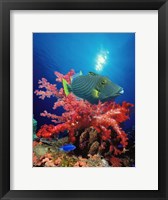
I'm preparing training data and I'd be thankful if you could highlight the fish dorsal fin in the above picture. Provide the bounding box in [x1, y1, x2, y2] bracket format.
[88, 72, 98, 76]
[71, 71, 83, 82]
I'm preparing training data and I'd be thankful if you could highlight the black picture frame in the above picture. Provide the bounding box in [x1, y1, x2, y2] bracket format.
[0, 0, 167, 199]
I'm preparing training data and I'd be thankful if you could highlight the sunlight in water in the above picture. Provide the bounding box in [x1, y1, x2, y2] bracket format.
[95, 50, 109, 71]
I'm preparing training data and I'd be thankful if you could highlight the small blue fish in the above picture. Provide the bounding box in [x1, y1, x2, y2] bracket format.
[59, 144, 76, 152]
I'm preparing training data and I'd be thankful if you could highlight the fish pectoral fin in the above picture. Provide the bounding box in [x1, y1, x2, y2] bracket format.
[62, 79, 71, 96]
[92, 89, 100, 98]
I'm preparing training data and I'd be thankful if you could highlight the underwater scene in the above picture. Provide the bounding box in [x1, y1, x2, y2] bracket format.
[33, 33, 135, 167]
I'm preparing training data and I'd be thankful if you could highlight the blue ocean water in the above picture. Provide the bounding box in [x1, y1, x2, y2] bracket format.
[33, 33, 135, 130]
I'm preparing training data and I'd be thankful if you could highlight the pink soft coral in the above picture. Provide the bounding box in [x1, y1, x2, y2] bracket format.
[35, 70, 134, 153]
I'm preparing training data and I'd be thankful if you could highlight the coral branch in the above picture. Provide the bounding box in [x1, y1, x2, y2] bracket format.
[54, 69, 75, 84]
[34, 78, 64, 100]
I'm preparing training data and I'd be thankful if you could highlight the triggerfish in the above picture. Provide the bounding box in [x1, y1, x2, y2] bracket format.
[62, 71, 124, 104]
[59, 144, 76, 152]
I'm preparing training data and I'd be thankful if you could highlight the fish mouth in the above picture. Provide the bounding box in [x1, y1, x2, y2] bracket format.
[101, 88, 124, 102]
[113, 88, 124, 97]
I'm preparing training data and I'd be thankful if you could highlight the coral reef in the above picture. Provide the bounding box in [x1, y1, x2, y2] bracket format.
[34, 70, 134, 167]
[33, 138, 134, 167]
[33, 140, 110, 167]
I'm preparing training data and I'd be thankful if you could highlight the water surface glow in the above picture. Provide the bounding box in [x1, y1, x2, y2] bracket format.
[95, 50, 109, 72]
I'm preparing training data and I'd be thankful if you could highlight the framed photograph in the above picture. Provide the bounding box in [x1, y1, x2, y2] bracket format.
[0, 0, 167, 199]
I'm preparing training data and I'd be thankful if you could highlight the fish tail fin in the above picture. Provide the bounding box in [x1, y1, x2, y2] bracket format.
[59, 147, 63, 151]
[62, 79, 72, 96]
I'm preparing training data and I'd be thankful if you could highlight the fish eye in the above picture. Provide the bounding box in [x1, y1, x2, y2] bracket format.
[101, 80, 106, 85]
